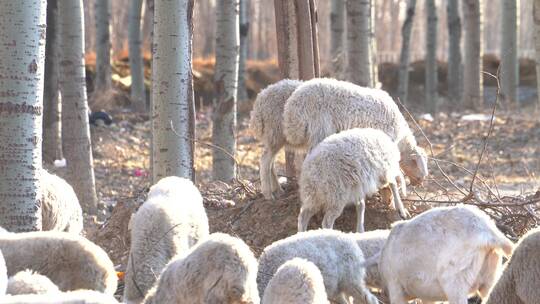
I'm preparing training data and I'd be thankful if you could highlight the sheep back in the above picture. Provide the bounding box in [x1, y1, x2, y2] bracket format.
[6, 270, 60, 295]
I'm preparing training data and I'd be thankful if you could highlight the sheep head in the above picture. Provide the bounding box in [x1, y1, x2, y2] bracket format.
[400, 146, 428, 186]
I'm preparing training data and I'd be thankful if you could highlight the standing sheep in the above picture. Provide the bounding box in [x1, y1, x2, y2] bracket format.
[484, 227, 540, 304]
[262, 258, 329, 304]
[257, 229, 378, 304]
[283, 78, 428, 186]
[0, 290, 119, 304]
[249, 79, 303, 200]
[379, 205, 514, 303]
[124, 176, 209, 304]
[298, 128, 408, 233]
[142, 233, 260, 304]
[0, 230, 117, 294]
[6, 270, 60, 295]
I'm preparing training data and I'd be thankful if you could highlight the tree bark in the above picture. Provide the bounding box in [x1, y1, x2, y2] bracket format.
[462, 0, 483, 109]
[500, 0, 519, 105]
[212, 0, 239, 182]
[425, 0, 438, 113]
[330, 0, 346, 70]
[238, 0, 249, 107]
[447, 0, 462, 105]
[43, 0, 63, 163]
[58, 0, 98, 214]
[346, 0, 374, 87]
[397, 0, 416, 104]
[535, 0, 540, 105]
[0, 1, 46, 231]
[129, 0, 147, 112]
[94, 0, 112, 91]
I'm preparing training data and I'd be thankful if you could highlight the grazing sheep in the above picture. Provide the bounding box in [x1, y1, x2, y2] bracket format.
[6, 270, 60, 295]
[379, 205, 514, 303]
[249, 79, 303, 200]
[257, 229, 378, 304]
[0, 250, 7, 296]
[0, 290, 119, 303]
[298, 128, 408, 233]
[262, 258, 329, 304]
[41, 169, 83, 234]
[282, 77, 428, 185]
[0, 231, 117, 294]
[351, 229, 390, 289]
[124, 176, 209, 304]
[484, 227, 540, 304]
[142, 233, 260, 304]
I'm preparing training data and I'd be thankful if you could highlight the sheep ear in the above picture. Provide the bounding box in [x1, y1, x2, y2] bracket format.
[415, 152, 429, 177]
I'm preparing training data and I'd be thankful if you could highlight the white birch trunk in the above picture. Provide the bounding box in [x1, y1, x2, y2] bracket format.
[447, 0, 462, 105]
[238, 0, 249, 106]
[58, 0, 98, 214]
[462, 0, 483, 109]
[129, 0, 147, 112]
[500, 0, 520, 105]
[535, 0, 540, 105]
[152, 0, 195, 182]
[0, 1, 46, 231]
[212, 0, 239, 181]
[397, 0, 416, 104]
[425, 0, 438, 113]
[346, 0, 374, 87]
[94, 0, 112, 91]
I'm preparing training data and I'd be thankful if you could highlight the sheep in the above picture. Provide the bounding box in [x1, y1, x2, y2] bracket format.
[379, 205, 514, 304]
[124, 176, 209, 304]
[6, 270, 60, 295]
[257, 229, 379, 304]
[0, 250, 7, 296]
[0, 290, 119, 303]
[282, 77, 428, 186]
[483, 227, 540, 304]
[351, 229, 390, 290]
[0, 230, 117, 294]
[41, 169, 83, 234]
[262, 258, 329, 304]
[298, 128, 408, 233]
[142, 233, 260, 304]
[249, 79, 303, 200]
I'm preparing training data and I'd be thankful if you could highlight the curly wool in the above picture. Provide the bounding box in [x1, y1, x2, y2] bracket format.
[6, 270, 60, 295]
[380, 205, 514, 303]
[124, 176, 209, 304]
[298, 128, 408, 233]
[257, 229, 378, 304]
[143, 233, 260, 304]
[484, 227, 540, 304]
[262, 258, 328, 304]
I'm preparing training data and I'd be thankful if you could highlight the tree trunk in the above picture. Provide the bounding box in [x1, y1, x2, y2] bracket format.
[330, 0, 346, 71]
[152, 0, 196, 182]
[535, 0, 540, 105]
[43, 0, 63, 163]
[202, 0, 215, 57]
[425, 0, 438, 113]
[462, 0, 483, 109]
[129, 0, 147, 112]
[0, 1, 46, 231]
[500, 0, 519, 105]
[238, 0, 249, 108]
[58, 0, 98, 214]
[94, 0, 112, 91]
[142, 0, 154, 52]
[212, 0, 239, 182]
[346, 0, 374, 87]
[397, 0, 416, 104]
[447, 0, 462, 105]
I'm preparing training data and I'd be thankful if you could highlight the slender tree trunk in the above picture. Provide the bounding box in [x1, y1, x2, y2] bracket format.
[397, 0, 417, 104]
[202, 0, 215, 57]
[500, 0, 519, 105]
[369, 0, 378, 86]
[212, 0, 239, 181]
[58, 0, 98, 214]
[330, 0, 346, 69]
[535, 0, 540, 105]
[425, 0, 438, 113]
[142, 0, 154, 52]
[43, 0, 63, 163]
[462, 0, 483, 109]
[0, 1, 46, 231]
[238, 0, 249, 107]
[346, 0, 374, 87]
[94, 0, 112, 91]
[129, 0, 147, 112]
[152, 0, 195, 182]
[447, 0, 462, 105]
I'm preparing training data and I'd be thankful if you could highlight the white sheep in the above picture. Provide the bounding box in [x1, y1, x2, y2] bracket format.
[262, 258, 329, 304]
[257, 229, 379, 304]
[142, 233, 260, 304]
[298, 128, 408, 233]
[0, 290, 119, 303]
[124, 176, 209, 304]
[351, 229, 390, 290]
[249, 79, 303, 200]
[0, 250, 7, 296]
[41, 169, 83, 234]
[484, 227, 540, 304]
[0, 230, 117, 294]
[379, 205, 514, 303]
[282, 77, 428, 186]
[6, 270, 60, 295]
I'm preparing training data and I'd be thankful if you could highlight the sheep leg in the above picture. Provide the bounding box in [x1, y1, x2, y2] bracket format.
[477, 250, 502, 298]
[355, 199, 366, 233]
[385, 281, 409, 304]
[297, 207, 316, 232]
[330, 293, 350, 304]
[321, 207, 344, 230]
[260, 147, 279, 200]
[349, 284, 379, 304]
[270, 160, 283, 197]
[390, 182, 410, 219]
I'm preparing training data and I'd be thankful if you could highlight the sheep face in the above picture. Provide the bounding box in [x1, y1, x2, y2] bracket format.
[400, 146, 428, 185]
[205, 264, 259, 304]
